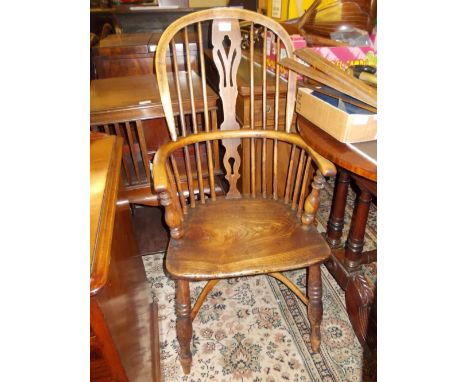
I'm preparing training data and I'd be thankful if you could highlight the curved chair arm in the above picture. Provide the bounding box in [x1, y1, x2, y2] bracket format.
[153, 129, 336, 194]
[152, 130, 336, 238]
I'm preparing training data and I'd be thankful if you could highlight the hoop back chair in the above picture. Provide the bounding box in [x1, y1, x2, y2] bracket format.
[153, 8, 336, 374]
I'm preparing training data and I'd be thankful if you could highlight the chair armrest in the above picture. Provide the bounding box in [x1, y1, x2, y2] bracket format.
[152, 129, 336, 184]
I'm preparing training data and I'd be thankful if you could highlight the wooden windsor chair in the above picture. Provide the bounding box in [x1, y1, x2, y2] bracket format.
[152, 8, 337, 374]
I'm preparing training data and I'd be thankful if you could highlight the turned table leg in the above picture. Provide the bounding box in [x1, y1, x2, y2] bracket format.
[344, 188, 372, 271]
[326, 169, 351, 249]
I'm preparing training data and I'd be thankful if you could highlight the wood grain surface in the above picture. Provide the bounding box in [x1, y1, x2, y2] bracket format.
[297, 115, 377, 182]
[166, 198, 330, 279]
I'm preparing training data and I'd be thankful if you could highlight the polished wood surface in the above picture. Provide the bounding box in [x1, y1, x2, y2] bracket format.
[297, 114, 377, 351]
[90, 134, 161, 382]
[167, 198, 330, 279]
[302, 0, 376, 36]
[297, 115, 377, 182]
[153, 9, 336, 374]
[90, 72, 217, 124]
[90, 134, 123, 291]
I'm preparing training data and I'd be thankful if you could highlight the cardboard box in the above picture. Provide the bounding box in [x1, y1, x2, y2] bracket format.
[296, 87, 377, 143]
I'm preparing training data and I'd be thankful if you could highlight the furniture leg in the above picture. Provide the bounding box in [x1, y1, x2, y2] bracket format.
[175, 280, 192, 375]
[307, 264, 323, 352]
[326, 168, 351, 249]
[345, 273, 376, 348]
[344, 188, 372, 270]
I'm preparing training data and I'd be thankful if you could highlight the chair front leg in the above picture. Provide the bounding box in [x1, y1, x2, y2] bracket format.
[308, 264, 323, 352]
[176, 280, 193, 375]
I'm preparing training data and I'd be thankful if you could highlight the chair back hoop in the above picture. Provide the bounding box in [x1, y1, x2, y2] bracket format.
[153, 7, 335, 209]
[154, 7, 298, 142]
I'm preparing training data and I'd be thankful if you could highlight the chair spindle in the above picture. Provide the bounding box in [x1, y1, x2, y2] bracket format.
[250, 22, 256, 197]
[171, 39, 196, 207]
[292, 149, 306, 210]
[184, 27, 206, 203]
[284, 144, 297, 203]
[198, 22, 217, 201]
[135, 120, 151, 181]
[125, 121, 141, 183]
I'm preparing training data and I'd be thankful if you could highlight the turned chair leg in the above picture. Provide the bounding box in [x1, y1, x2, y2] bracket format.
[307, 264, 323, 352]
[175, 280, 192, 375]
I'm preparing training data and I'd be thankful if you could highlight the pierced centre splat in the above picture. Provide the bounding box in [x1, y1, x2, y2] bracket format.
[212, 19, 242, 198]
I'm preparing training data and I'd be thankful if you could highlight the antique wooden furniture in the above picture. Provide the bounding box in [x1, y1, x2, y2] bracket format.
[90, 72, 222, 206]
[297, 114, 377, 348]
[152, 8, 336, 374]
[91, 5, 200, 35]
[92, 31, 198, 79]
[90, 133, 161, 382]
[281, 0, 377, 46]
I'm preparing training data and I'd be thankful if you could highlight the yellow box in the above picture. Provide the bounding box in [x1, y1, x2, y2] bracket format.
[296, 87, 377, 143]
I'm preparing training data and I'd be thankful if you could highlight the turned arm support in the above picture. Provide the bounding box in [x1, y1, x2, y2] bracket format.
[152, 155, 184, 239]
[302, 169, 325, 226]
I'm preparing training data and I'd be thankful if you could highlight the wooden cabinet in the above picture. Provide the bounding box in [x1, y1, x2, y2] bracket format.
[90, 134, 161, 382]
[92, 31, 199, 79]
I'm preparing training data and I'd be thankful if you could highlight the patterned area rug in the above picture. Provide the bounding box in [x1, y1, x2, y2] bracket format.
[143, 178, 377, 382]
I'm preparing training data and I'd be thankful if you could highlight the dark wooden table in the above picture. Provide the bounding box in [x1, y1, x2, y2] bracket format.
[90, 133, 161, 381]
[297, 114, 377, 348]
